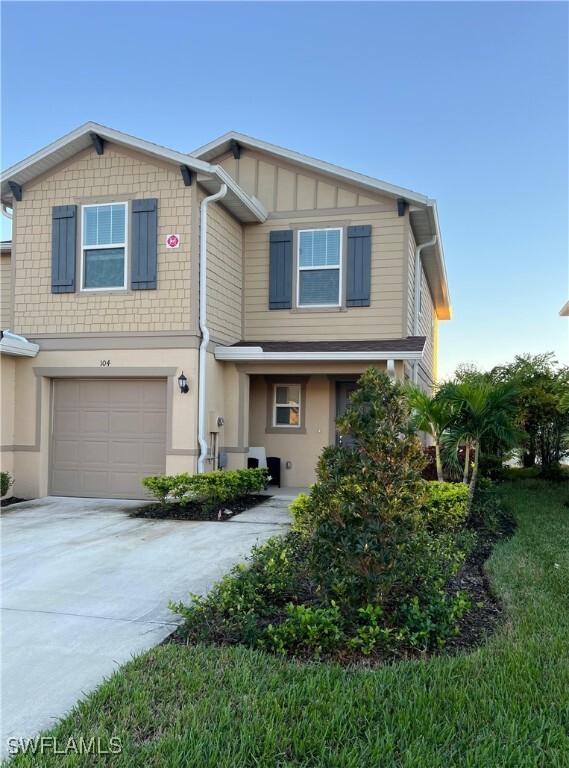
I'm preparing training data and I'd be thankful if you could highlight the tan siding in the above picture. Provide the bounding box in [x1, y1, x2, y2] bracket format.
[418, 267, 435, 392]
[217, 149, 393, 215]
[206, 197, 243, 344]
[243, 209, 405, 341]
[1, 253, 12, 328]
[12, 145, 192, 336]
[407, 225, 417, 335]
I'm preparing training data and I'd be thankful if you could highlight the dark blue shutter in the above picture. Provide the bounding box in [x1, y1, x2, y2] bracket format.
[269, 230, 293, 309]
[346, 225, 371, 307]
[131, 198, 158, 290]
[51, 205, 77, 293]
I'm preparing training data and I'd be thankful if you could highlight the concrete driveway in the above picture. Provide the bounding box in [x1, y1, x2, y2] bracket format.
[1, 495, 291, 756]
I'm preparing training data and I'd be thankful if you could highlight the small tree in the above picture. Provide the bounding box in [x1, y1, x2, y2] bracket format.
[406, 386, 456, 482]
[305, 367, 427, 609]
[440, 381, 522, 511]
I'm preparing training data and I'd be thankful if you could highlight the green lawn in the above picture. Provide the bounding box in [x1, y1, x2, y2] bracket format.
[7, 481, 569, 767]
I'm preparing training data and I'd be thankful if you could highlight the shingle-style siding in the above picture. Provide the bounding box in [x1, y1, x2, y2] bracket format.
[206, 197, 243, 344]
[1, 253, 11, 328]
[12, 145, 192, 336]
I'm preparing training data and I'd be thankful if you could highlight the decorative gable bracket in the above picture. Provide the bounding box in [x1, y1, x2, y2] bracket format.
[8, 181, 22, 201]
[230, 139, 241, 160]
[90, 133, 105, 155]
[180, 165, 193, 186]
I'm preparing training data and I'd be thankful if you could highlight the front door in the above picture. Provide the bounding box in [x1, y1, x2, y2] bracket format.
[335, 381, 359, 447]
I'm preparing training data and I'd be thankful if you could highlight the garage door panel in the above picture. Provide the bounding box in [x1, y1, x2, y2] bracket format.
[53, 470, 80, 495]
[81, 382, 110, 405]
[83, 471, 109, 495]
[143, 412, 167, 436]
[53, 440, 80, 464]
[82, 411, 110, 435]
[54, 381, 80, 406]
[52, 379, 167, 500]
[110, 472, 145, 497]
[54, 411, 80, 434]
[111, 411, 142, 434]
[83, 441, 109, 464]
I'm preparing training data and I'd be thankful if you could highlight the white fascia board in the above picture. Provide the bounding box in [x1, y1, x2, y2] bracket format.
[214, 346, 424, 362]
[0, 337, 39, 357]
[191, 131, 430, 207]
[1, 123, 266, 223]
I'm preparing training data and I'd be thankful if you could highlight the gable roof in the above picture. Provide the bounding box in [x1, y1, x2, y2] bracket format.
[0, 123, 268, 224]
[191, 131, 451, 320]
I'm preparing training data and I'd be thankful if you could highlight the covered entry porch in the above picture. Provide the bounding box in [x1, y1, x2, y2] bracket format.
[216, 339, 426, 488]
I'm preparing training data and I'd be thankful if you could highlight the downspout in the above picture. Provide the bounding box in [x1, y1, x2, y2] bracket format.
[198, 183, 227, 473]
[412, 234, 437, 384]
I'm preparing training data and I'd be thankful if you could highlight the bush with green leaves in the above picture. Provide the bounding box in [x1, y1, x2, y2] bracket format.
[264, 601, 345, 657]
[142, 468, 268, 511]
[1, 472, 13, 498]
[419, 480, 470, 533]
[469, 477, 504, 533]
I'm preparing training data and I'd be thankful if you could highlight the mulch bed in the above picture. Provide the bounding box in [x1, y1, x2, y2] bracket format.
[130, 494, 271, 522]
[1, 497, 28, 509]
[443, 513, 517, 655]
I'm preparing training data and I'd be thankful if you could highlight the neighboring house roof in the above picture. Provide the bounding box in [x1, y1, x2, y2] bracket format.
[215, 337, 426, 362]
[191, 131, 451, 320]
[560, 301, 569, 316]
[0, 331, 39, 357]
[0, 123, 268, 224]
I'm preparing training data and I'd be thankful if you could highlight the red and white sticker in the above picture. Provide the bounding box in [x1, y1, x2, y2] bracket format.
[166, 234, 180, 249]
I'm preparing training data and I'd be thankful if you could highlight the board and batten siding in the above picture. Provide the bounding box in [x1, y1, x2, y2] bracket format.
[1, 253, 11, 329]
[407, 223, 436, 392]
[205, 197, 243, 344]
[12, 145, 192, 336]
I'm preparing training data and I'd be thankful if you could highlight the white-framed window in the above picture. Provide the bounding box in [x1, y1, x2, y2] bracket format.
[273, 384, 301, 428]
[297, 227, 342, 307]
[81, 203, 128, 290]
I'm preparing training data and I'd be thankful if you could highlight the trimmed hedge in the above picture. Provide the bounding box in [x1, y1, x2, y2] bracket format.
[142, 468, 268, 512]
[1, 471, 13, 498]
[419, 480, 470, 533]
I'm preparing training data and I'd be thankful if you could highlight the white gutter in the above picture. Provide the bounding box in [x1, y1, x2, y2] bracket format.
[413, 235, 437, 384]
[0, 331, 39, 357]
[198, 184, 228, 473]
[214, 346, 424, 362]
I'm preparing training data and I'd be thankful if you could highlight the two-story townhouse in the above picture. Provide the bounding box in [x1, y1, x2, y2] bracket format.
[0, 123, 450, 499]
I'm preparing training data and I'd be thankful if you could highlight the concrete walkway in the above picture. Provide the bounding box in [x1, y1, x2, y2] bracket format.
[0, 494, 292, 758]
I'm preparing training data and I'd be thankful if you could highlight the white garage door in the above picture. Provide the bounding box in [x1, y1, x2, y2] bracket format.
[51, 379, 167, 499]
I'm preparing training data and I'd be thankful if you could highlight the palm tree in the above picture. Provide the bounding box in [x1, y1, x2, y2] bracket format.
[406, 387, 456, 482]
[440, 381, 523, 511]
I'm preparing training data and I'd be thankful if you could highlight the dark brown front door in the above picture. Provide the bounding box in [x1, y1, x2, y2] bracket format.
[335, 380, 359, 447]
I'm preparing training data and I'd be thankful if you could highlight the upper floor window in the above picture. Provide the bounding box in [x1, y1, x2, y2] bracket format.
[297, 228, 342, 307]
[81, 203, 127, 290]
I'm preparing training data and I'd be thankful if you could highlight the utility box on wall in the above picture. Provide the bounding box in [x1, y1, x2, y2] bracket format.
[208, 412, 224, 433]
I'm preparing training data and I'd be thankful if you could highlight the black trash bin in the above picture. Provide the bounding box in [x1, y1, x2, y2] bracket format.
[247, 457, 259, 469]
[266, 457, 281, 488]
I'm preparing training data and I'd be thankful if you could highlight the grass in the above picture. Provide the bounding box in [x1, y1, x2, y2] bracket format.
[6, 481, 569, 767]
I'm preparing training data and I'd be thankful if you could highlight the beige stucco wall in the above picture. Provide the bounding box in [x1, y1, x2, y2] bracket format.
[0, 355, 16, 491]
[214, 149, 406, 342]
[12, 144, 193, 337]
[3, 347, 202, 499]
[1, 253, 11, 329]
[206, 199, 243, 344]
[245, 361, 402, 487]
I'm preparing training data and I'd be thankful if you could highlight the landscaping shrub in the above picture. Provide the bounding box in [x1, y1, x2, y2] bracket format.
[1, 471, 13, 498]
[469, 478, 503, 532]
[142, 468, 268, 511]
[419, 480, 470, 533]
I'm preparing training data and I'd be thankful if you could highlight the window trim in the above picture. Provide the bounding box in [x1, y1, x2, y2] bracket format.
[80, 202, 128, 292]
[296, 227, 342, 308]
[273, 383, 301, 429]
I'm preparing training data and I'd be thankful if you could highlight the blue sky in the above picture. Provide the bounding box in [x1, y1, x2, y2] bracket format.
[1, 1, 567, 378]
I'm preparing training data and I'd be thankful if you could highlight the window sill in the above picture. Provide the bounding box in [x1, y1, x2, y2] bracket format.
[290, 306, 346, 314]
[77, 288, 133, 297]
[265, 427, 307, 435]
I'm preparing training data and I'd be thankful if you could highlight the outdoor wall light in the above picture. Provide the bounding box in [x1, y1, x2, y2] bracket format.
[178, 372, 189, 394]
